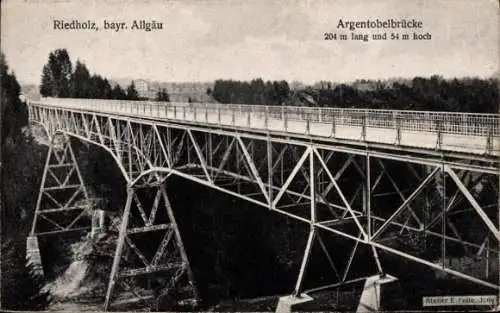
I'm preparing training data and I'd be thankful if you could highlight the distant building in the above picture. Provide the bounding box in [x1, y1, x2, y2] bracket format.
[162, 82, 213, 102]
[127, 79, 213, 101]
[134, 79, 162, 99]
[353, 82, 376, 91]
[134, 79, 149, 96]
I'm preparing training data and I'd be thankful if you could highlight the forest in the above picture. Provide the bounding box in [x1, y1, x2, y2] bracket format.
[1, 53, 50, 309]
[211, 77, 498, 113]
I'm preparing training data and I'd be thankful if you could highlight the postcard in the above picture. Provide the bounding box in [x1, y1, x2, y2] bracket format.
[1, 0, 498, 312]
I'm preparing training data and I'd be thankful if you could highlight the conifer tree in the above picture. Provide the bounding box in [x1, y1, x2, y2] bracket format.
[126, 81, 139, 100]
[70, 60, 91, 98]
[39, 49, 72, 97]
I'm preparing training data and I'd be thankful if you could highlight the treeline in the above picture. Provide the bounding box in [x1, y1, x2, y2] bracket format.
[39, 49, 169, 101]
[210, 79, 290, 106]
[39, 49, 497, 113]
[311, 76, 498, 113]
[1, 52, 50, 310]
[210, 76, 498, 113]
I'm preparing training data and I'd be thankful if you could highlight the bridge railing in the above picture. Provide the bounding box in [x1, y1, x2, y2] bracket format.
[34, 97, 499, 138]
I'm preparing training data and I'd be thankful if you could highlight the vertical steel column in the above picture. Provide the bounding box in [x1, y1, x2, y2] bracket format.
[293, 228, 316, 297]
[160, 185, 199, 301]
[187, 131, 191, 165]
[310, 149, 316, 224]
[364, 153, 383, 275]
[267, 137, 273, 207]
[366, 154, 371, 237]
[104, 187, 133, 310]
[441, 163, 446, 268]
[292, 147, 316, 296]
[166, 128, 172, 167]
[280, 147, 284, 185]
[128, 124, 133, 177]
[236, 140, 241, 194]
[371, 246, 384, 277]
[30, 144, 53, 236]
[26, 142, 54, 278]
[208, 133, 213, 177]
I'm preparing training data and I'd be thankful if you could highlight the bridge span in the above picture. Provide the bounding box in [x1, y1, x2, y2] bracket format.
[26, 97, 499, 311]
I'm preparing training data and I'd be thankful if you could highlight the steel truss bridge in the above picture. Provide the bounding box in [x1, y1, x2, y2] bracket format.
[26, 97, 499, 311]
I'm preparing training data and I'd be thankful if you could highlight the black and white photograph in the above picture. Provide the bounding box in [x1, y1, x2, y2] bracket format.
[1, 0, 499, 312]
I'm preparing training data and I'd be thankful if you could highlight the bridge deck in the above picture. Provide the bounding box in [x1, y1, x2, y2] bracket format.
[33, 98, 499, 157]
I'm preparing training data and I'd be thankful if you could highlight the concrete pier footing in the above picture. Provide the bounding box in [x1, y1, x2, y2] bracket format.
[26, 236, 44, 277]
[275, 293, 313, 313]
[90, 209, 106, 239]
[356, 274, 399, 312]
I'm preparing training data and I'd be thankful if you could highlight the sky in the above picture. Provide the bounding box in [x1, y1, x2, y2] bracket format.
[1, 0, 499, 85]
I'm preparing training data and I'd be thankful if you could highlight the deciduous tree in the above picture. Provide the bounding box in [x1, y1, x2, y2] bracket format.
[156, 88, 170, 102]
